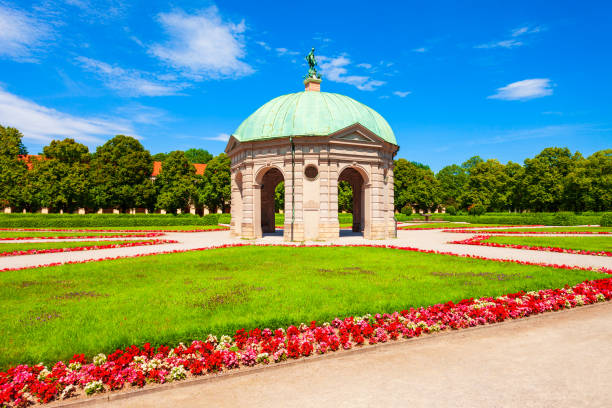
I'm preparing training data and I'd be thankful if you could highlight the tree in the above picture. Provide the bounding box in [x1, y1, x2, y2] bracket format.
[436, 164, 468, 208]
[460, 159, 509, 211]
[504, 161, 525, 212]
[275, 182, 285, 212]
[152, 152, 169, 162]
[522, 147, 580, 212]
[29, 139, 91, 212]
[198, 153, 231, 212]
[564, 149, 611, 212]
[394, 158, 441, 212]
[184, 148, 213, 164]
[155, 151, 198, 213]
[338, 181, 353, 212]
[89, 135, 156, 211]
[0, 125, 28, 209]
[461, 156, 484, 172]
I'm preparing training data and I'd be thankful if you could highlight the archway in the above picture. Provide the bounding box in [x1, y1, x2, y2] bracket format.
[338, 167, 366, 233]
[260, 167, 284, 234]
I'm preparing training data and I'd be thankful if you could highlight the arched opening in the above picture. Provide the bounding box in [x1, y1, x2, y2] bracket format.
[338, 167, 366, 234]
[260, 167, 284, 234]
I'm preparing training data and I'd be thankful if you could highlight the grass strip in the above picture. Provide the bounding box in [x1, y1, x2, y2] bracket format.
[0, 240, 170, 256]
[484, 236, 612, 253]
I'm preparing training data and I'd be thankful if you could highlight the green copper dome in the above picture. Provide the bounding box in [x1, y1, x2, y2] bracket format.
[232, 91, 397, 145]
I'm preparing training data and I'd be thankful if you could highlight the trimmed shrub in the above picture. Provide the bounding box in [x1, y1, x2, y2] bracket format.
[552, 212, 577, 226]
[468, 205, 486, 216]
[600, 213, 612, 227]
[218, 213, 231, 224]
[445, 205, 457, 216]
[0, 213, 220, 228]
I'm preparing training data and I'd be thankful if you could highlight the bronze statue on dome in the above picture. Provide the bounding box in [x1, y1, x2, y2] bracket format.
[305, 48, 321, 79]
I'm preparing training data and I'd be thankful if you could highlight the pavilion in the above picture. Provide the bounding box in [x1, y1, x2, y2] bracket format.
[225, 50, 399, 241]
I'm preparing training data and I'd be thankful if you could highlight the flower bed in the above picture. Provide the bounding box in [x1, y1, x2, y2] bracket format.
[0, 233, 166, 241]
[450, 235, 612, 257]
[1, 274, 610, 405]
[0, 239, 178, 258]
[444, 229, 612, 235]
[0, 227, 229, 234]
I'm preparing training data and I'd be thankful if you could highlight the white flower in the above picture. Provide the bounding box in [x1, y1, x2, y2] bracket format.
[37, 368, 51, 380]
[169, 365, 187, 381]
[84, 380, 105, 395]
[92, 353, 107, 366]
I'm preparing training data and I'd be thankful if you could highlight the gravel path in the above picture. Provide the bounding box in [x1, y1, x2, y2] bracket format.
[75, 300, 612, 408]
[1, 228, 611, 270]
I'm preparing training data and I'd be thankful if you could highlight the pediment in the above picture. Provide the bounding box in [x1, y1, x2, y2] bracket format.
[224, 136, 239, 153]
[333, 131, 376, 143]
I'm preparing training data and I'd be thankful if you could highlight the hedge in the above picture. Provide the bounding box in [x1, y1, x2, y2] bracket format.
[430, 212, 605, 226]
[0, 213, 221, 228]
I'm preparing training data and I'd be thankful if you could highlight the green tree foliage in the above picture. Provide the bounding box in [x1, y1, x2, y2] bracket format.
[0, 125, 28, 208]
[394, 158, 441, 212]
[338, 181, 353, 212]
[151, 152, 169, 162]
[90, 135, 156, 211]
[564, 149, 611, 212]
[522, 147, 580, 212]
[436, 164, 468, 207]
[30, 139, 91, 212]
[461, 156, 484, 171]
[155, 151, 198, 213]
[274, 181, 285, 212]
[460, 159, 509, 211]
[504, 161, 525, 212]
[184, 148, 213, 164]
[198, 153, 231, 212]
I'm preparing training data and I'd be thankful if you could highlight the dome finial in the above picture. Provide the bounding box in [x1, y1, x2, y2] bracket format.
[304, 47, 322, 91]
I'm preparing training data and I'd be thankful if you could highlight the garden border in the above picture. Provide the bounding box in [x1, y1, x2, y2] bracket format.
[48, 300, 612, 408]
[0, 239, 178, 258]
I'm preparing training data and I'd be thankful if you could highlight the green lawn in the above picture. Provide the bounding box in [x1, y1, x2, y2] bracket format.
[0, 246, 604, 369]
[484, 236, 612, 252]
[0, 231, 152, 238]
[0, 225, 226, 235]
[400, 222, 507, 229]
[60, 225, 227, 231]
[468, 226, 612, 233]
[0, 240, 161, 254]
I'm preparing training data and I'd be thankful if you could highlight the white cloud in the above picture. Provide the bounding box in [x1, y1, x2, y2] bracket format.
[319, 55, 385, 91]
[488, 78, 553, 101]
[76, 57, 186, 97]
[476, 25, 543, 49]
[393, 91, 411, 98]
[512, 25, 542, 37]
[276, 47, 299, 56]
[0, 4, 52, 62]
[475, 39, 523, 49]
[256, 41, 271, 51]
[412, 47, 427, 53]
[357, 63, 372, 69]
[0, 86, 135, 144]
[150, 7, 253, 80]
[204, 133, 230, 142]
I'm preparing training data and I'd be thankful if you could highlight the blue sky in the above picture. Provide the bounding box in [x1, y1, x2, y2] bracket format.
[1, 0, 610, 171]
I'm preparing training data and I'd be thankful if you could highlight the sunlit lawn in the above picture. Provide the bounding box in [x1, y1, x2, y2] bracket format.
[484, 236, 612, 252]
[0, 240, 161, 255]
[0, 246, 604, 369]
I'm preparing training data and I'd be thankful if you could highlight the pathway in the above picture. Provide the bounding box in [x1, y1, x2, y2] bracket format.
[2, 229, 611, 270]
